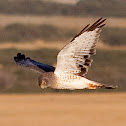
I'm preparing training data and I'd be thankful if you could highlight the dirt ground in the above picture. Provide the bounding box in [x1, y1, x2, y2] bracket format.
[0, 93, 126, 126]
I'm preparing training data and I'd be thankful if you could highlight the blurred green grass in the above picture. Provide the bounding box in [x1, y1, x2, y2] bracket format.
[101, 27, 126, 45]
[0, 48, 125, 93]
[0, 23, 125, 45]
[0, 23, 76, 42]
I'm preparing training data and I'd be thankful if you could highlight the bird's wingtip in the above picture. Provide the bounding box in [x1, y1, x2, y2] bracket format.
[14, 53, 26, 62]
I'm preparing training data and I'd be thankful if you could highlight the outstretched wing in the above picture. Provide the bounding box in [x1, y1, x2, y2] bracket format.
[55, 18, 106, 77]
[14, 53, 55, 73]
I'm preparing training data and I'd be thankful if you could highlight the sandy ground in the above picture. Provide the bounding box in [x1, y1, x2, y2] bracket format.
[0, 93, 126, 126]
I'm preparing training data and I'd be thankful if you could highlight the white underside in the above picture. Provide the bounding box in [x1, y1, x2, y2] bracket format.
[53, 74, 98, 90]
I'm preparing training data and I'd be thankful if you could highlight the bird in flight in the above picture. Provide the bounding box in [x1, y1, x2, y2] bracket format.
[14, 18, 116, 90]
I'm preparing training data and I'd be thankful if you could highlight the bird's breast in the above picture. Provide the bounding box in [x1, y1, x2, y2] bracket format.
[53, 74, 89, 89]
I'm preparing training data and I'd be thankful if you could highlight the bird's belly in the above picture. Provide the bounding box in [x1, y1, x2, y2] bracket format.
[54, 74, 89, 90]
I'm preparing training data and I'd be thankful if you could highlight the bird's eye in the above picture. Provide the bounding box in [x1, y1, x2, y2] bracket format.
[42, 80, 46, 85]
[39, 79, 48, 89]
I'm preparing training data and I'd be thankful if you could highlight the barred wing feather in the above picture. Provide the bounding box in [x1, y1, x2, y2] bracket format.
[54, 18, 106, 77]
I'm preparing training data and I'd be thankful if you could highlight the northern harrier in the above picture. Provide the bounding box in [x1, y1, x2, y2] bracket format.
[14, 18, 116, 90]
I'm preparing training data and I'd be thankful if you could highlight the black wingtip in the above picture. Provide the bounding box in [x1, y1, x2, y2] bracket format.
[98, 24, 106, 28]
[71, 17, 106, 42]
[102, 85, 118, 89]
[14, 53, 26, 62]
[86, 18, 106, 31]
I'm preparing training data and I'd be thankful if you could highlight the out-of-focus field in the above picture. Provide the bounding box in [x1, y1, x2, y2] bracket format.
[0, 15, 125, 93]
[0, 48, 125, 92]
[0, 40, 126, 50]
[0, 93, 126, 126]
[44, 0, 79, 5]
[0, 15, 126, 46]
[0, 15, 126, 29]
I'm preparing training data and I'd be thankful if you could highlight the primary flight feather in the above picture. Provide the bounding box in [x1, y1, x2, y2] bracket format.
[14, 18, 116, 90]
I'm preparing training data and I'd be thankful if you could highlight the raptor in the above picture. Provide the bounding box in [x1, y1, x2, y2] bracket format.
[14, 18, 116, 90]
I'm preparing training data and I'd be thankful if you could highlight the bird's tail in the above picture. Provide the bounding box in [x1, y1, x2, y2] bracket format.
[87, 81, 117, 89]
[100, 84, 117, 89]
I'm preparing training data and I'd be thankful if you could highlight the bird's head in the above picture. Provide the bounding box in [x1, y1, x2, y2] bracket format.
[38, 75, 48, 89]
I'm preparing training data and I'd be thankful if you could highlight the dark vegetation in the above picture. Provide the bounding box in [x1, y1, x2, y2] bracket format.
[0, 48, 125, 93]
[0, 23, 125, 45]
[0, 23, 76, 42]
[101, 27, 126, 45]
[0, 48, 58, 93]
[0, 0, 125, 17]
[76, 0, 126, 17]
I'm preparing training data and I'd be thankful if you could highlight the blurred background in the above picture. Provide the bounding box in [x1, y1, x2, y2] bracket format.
[0, 0, 125, 93]
[0, 0, 126, 125]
